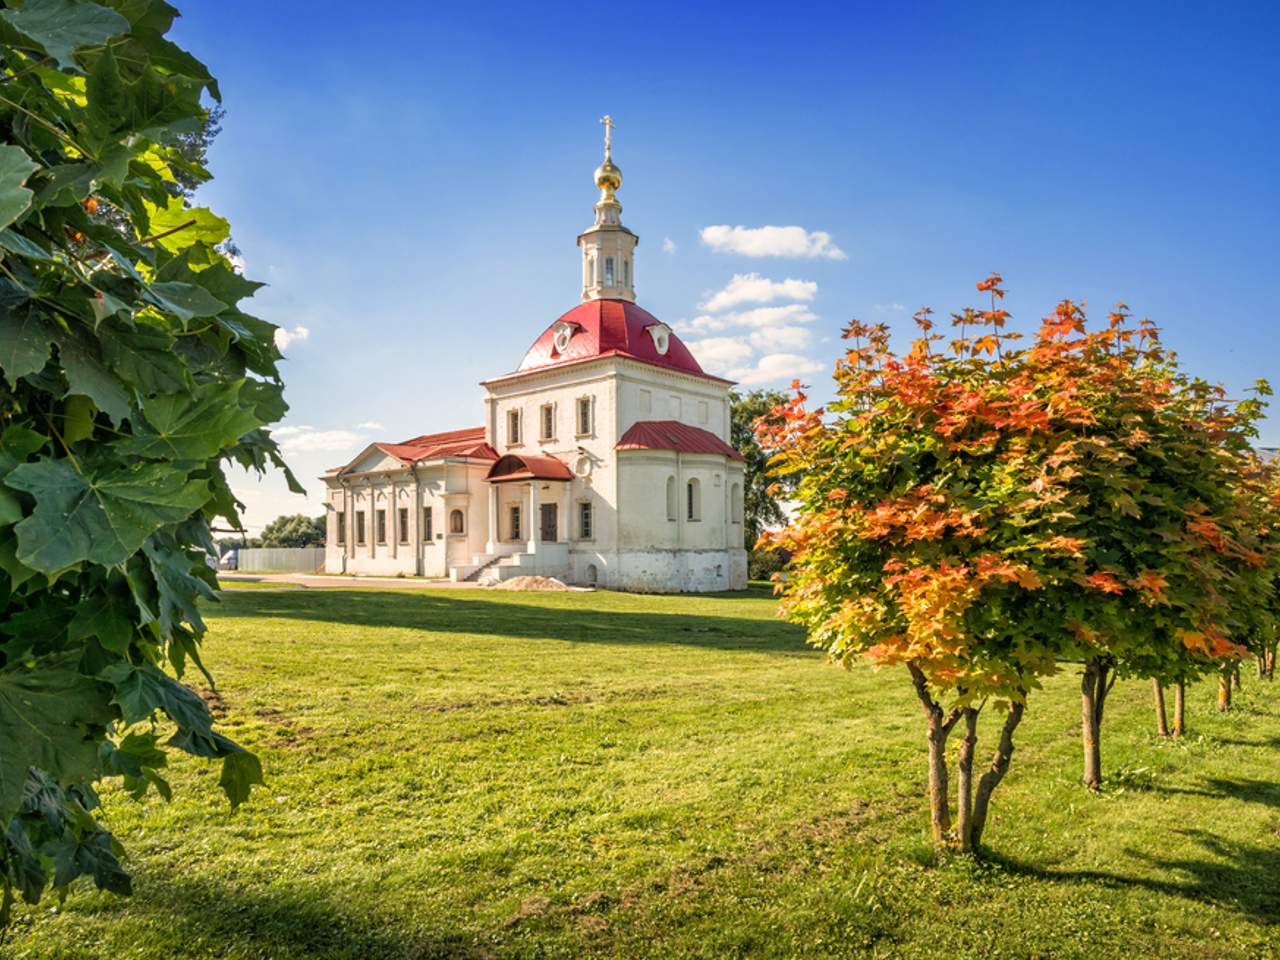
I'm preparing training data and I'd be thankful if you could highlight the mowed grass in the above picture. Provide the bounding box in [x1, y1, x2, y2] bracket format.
[7, 586, 1279, 960]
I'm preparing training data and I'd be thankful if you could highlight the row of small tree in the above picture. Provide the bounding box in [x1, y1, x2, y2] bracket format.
[762, 275, 1279, 854]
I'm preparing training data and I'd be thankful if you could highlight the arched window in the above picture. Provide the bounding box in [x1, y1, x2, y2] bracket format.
[666, 476, 677, 521]
[585, 563, 598, 584]
[604, 257, 614, 286]
[687, 478, 701, 521]
[449, 509, 464, 534]
[731, 482, 743, 524]
[623, 259, 630, 287]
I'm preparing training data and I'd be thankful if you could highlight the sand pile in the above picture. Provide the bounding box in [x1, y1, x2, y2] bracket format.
[491, 576, 575, 591]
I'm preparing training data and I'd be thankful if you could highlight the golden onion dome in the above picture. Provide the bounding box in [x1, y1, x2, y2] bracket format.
[595, 158, 622, 194]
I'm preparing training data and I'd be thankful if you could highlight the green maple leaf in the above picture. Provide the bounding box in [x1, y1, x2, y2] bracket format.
[1, 0, 129, 70]
[8, 457, 209, 572]
[118, 381, 262, 461]
[0, 653, 115, 822]
[0, 144, 40, 229]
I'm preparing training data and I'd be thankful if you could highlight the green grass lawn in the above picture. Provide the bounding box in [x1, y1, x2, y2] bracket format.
[8, 586, 1279, 959]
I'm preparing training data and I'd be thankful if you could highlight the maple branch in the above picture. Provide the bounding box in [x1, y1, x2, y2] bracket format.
[0, 57, 54, 84]
[139, 218, 197, 246]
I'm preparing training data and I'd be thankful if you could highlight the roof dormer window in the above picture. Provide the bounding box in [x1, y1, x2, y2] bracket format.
[644, 322, 672, 356]
[552, 320, 579, 354]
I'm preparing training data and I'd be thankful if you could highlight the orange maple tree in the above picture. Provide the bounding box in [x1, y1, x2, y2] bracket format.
[763, 275, 1278, 853]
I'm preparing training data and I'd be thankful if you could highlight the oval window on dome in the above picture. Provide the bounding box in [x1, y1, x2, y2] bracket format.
[554, 330, 570, 353]
[655, 333, 669, 355]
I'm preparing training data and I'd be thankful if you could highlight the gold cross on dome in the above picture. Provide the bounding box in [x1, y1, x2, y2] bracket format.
[600, 115, 616, 156]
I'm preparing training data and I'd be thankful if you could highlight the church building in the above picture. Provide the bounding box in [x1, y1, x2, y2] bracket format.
[322, 122, 749, 591]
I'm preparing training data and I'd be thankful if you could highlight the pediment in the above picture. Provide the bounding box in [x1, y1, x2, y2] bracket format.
[344, 445, 404, 475]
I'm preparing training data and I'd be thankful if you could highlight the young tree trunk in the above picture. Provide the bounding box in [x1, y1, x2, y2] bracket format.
[1081, 658, 1115, 789]
[1173, 681, 1186, 737]
[909, 663, 961, 853]
[1259, 654, 1267, 679]
[954, 706, 981, 852]
[1217, 668, 1232, 712]
[970, 699, 1026, 849]
[1231, 662, 1242, 691]
[1153, 678, 1169, 738]
[1269, 646, 1277, 681]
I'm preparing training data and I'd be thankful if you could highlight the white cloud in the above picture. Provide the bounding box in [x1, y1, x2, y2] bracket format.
[662, 237, 677, 253]
[700, 273, 818, 312]
[278, 429, 364, 453]
[728, 353, 827, 386]
[357, 421, 384, 430]
[700, 225, 847, 260]
[674, 303, 818, 335]
[748, 325, 813, 353]
[271, 425, 312, 438]
[683, 337, 755, 373]
[874, 303, 907, 312]
[275, 325, 310, 349]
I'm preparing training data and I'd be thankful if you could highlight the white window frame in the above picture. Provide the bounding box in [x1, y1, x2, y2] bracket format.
[508, 409, 521, 446]
[576, 396, 593, 437]
[540, 403, 556, 441]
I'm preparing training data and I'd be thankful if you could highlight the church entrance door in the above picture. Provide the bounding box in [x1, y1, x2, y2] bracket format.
[540, 503, 557, 543]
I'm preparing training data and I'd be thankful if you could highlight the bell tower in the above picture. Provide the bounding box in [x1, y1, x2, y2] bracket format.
[578, 115, 637, 303]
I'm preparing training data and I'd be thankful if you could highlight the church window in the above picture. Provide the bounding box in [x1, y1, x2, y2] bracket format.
[666, 476, 677, 521]
[422, 507, 433, 541]
[508, 410, 520, 445]
[576, 397, 592, 436]
[541, 403, 555, 440]
[687, 479, 701, 521]
[376, 509, 387, 544]
[731, 482, 743, 524]
[604, 257, 614, 286]
[510, 505, 521, 541]
[623, 258, 630, 287]
[356, 512, 366, 545]
[398, 508, 409, 543]
[579, 500, 593, 539]
[450, 509, 464, 535]
[336, 512, 345, 545]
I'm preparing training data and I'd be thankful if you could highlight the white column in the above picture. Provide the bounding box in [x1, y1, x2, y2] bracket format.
[562, 482, 572, 543]
[527, 482, 539, 554]
[487, 483, 499, 554]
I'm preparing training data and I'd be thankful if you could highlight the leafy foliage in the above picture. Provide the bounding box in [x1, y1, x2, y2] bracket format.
[764, 274, 1279, 850]
[259, 513, 325, 549]
[0, 0, 292, 920]
[729, 388, 795, 549]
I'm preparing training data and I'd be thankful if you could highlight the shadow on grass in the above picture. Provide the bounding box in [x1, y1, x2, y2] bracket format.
[205, 586, 814, 656]
[59, 873, 490, 960]
[985, 829, 1280, 925]
[1150, 777, 1280, 809]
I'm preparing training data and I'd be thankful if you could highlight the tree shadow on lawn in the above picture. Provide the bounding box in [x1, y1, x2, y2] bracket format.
[59, 872, 492, 960]
[1148, 777, 1280, 809]
[206, 588, 815, 657]
[986, 829, 1280, 926]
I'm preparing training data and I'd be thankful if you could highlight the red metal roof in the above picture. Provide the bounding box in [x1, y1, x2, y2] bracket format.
[506, 299, 721, 380]
[615, 420, 745, 461]
[486, 453, 575, 483]
[338, 426, 499, 473]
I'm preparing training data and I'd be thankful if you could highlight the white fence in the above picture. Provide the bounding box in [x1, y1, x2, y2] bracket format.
[234, 547, 326, 573]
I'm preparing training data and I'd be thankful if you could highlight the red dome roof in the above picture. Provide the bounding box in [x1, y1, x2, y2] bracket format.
[514, 299, 711, 378]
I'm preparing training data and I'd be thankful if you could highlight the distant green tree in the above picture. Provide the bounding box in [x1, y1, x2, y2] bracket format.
[260, 514, 325, 548]
[730, 389, 796, 549]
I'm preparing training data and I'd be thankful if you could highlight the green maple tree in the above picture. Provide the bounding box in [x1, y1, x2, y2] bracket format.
[0, 0, 297, 920]
[763, 275, 1279, 854]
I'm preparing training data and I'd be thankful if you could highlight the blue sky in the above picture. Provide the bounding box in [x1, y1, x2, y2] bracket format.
[170, 1, 1279, 532]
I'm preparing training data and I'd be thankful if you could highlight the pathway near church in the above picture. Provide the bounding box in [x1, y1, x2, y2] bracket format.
[218, 573, 481, 590]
